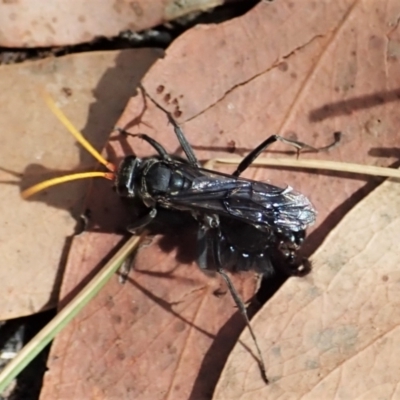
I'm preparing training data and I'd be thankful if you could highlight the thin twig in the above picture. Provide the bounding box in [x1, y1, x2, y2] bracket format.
[204, 157, 400, 178]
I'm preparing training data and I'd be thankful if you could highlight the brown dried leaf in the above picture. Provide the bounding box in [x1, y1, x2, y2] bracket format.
[0, 49, 161, 319]
[215, 173, 400, 398]
[0, 0, 224, 48]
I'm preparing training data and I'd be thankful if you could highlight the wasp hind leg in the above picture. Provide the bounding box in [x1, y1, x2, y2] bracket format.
[216, 267, 268, 383]
[197, 224, 269, 384]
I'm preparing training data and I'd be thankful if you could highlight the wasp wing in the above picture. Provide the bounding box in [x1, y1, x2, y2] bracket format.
[164, 165, 316, 232]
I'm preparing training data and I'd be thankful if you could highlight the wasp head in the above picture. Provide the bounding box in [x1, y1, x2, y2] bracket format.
[114, 155, 142, 198]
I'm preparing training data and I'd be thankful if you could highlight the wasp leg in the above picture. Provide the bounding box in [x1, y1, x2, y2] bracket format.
[164, 112, 200, 168]
[138, 83, 200, 168]
[232, 132, 341, 177]
[132, 133, 170, 159]
[118, 252, 136, 284]
[196, 212, 221, 270]
[197, 226, 211, 270]
[117, 129, 171, 160]
[216, 267, 269, 383]
[121, 209, 156, 284]
[276, 255, 312, 277]
[198, 224, 269, 384]
[127, 208, 157, 234]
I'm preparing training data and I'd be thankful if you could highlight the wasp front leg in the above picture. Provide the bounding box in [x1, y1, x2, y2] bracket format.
[127, 208, 157, 234]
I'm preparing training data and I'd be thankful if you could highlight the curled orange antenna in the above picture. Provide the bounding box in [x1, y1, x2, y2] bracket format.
[22, 172, 114, 199]
[22, 92, 117, 199]
[42, 92, 116, 172]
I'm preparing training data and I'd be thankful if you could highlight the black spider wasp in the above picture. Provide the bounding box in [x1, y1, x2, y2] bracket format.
[23, 89, 339, 384]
